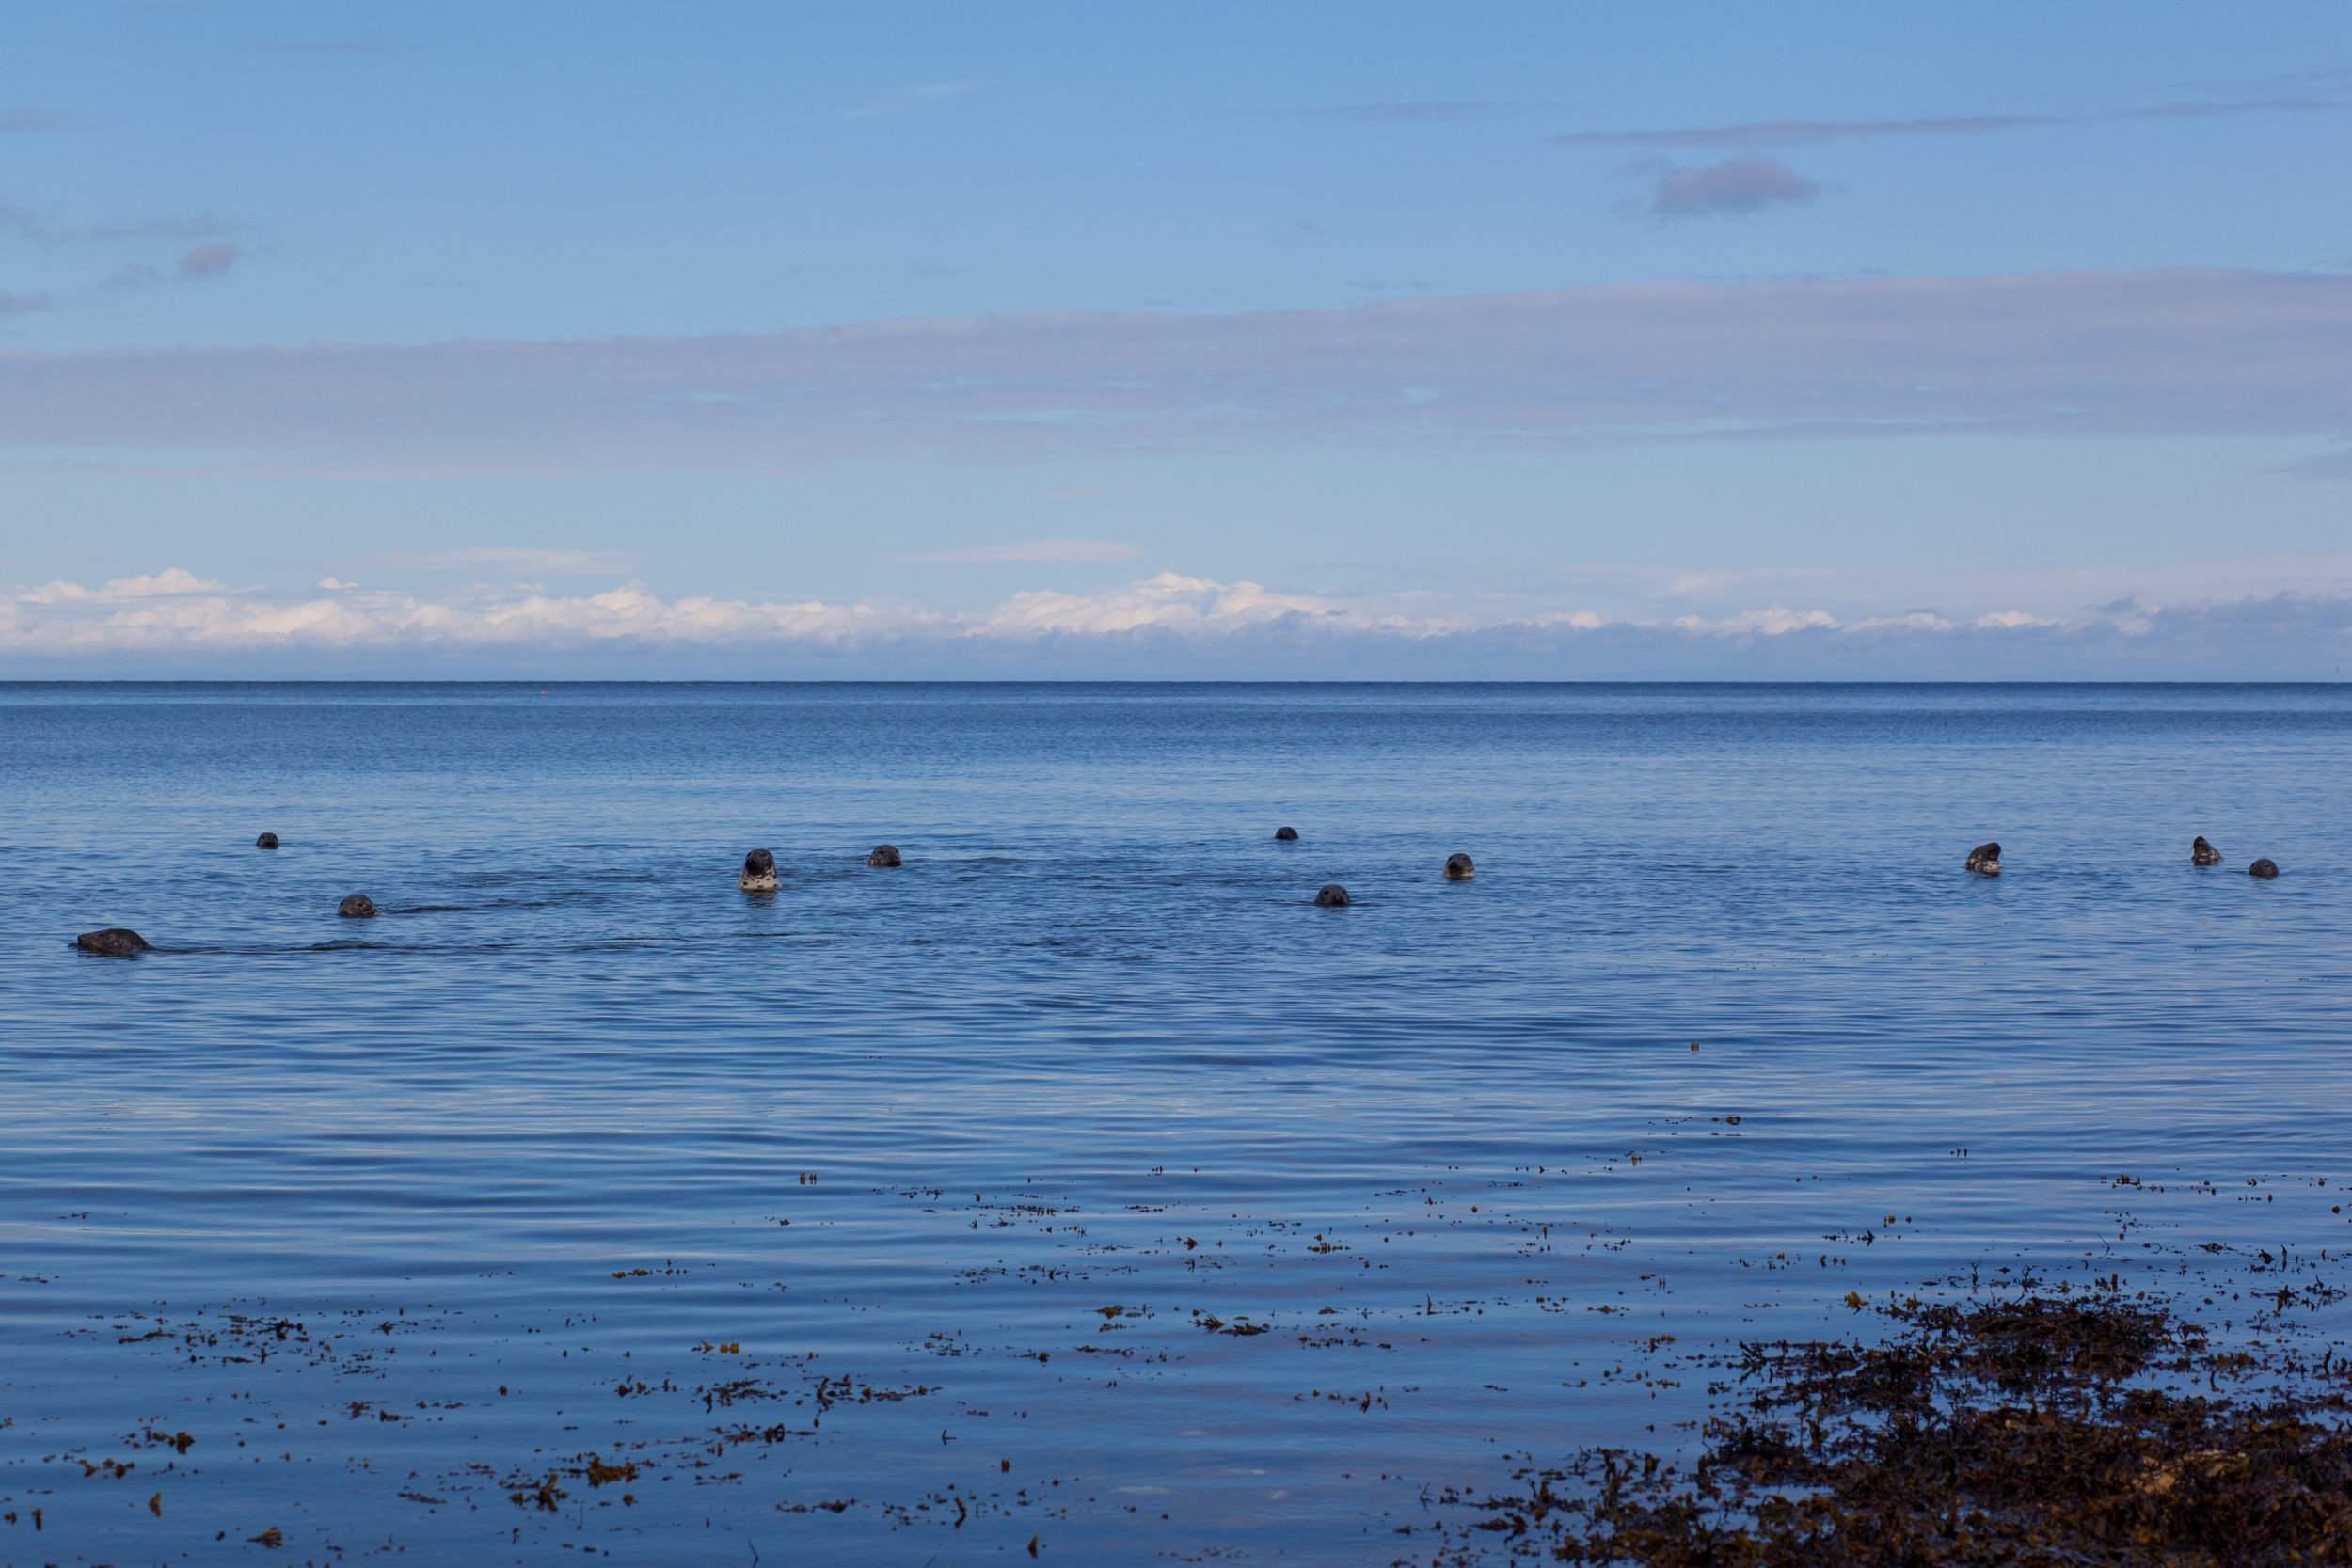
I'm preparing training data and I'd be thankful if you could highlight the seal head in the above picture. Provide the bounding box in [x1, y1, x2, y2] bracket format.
[1313, 883, 1350, 907]
[1443, 852, 1475, 880]
[866, 845, 902, 867]
[1274, 826, 1298, 841]
[76, 927, 151, 957]
[2191, 835, 2221, 866]
[1964, 842, 2002, 875]
[338, 894, 377, 919]
[739, 848, 779, 892]
[2248, 857, 2280, 879]
[256, 832, 279, 849]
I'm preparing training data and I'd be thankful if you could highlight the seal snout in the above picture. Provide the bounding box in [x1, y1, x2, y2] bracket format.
[1314, 883, 1350, 907]
[1443, 852, 1475, 880]
[1964, 841, 2002, 876]
[739, 848, 779, 892]
[2191, 836, 2221, 866]
[866, 845, 902, 867]
[76, 927, 151, 957]
[337, 894, 377, 919]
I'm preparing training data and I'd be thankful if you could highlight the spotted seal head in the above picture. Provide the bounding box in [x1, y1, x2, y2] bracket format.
[1313, 883, 1350, 907]
[76, 927, 151, 957]
[1964, 842, 2001, 876]
[866, 845, 902, 868]
[2190, 836, 2222, 866]
[739, 848, 779, 892]
[256, 832, 280, 849]
[338, 894, 377, 919]
[1443, 852, 1475, 880]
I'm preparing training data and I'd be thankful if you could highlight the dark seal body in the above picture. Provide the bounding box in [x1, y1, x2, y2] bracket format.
[256, 832, 279, 849]
[2249, 858, 2280, 879]
[338, 894, 377, 919]
[2191, 836, 2221, 866]
[77, 927, 151, 957]
[1274, 826, 1298, 841]
[1964, 842, 2001, 875]
[866, 845, 902, 867]
[1314, 884, 1350, 907]
[739, 848, 779, 892]
[1443, 852, 1475, 880]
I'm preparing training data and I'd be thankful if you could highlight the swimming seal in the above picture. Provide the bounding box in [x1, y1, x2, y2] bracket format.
[2191, 836, 2221, 866]
[1964, 842, 2001, 875]
[1443, 852, 1475, 880]
[2248, 858, 2280, 879]
[338, 894, 377, 919]
[76, 927, 151, 957]
[1274, 826, 1298, 841]
[866, 845, 902, 867]
[739, 848, 779, 892]
[256, 832, 279, 849]
[1314, 884, 1350, 907]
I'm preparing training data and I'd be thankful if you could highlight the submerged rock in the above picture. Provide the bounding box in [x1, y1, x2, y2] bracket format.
[1275, 826, 1298, 841]
[338, 894, 377, 919]
[2191, 835, 2221, 866]
[76, 927, 151, 957]
[739, 848, 778, 892]
[1964, 842, 2002, 875]
[1314, 884, 1350, 907]
[1444, 852, 1475, 880]
[255, 832, 279, 849]
[2249, 858, 2280, 879]
[866, 845, 902, 867]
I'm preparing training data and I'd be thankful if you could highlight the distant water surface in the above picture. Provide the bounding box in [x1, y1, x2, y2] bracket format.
[1, 683, 2347, 1564]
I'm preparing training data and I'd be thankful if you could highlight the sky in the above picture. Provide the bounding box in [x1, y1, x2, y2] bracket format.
[4, 1, 2351, 677]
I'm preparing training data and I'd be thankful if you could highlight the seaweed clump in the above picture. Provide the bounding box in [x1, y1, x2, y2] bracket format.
[1462, 1293, 2352, 1565]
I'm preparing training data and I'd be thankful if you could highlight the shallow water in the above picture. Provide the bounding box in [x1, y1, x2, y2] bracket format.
[1, 682, 2347, 1565]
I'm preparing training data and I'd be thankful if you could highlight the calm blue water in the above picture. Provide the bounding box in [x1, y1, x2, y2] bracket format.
[2, 683, 2347, 1566]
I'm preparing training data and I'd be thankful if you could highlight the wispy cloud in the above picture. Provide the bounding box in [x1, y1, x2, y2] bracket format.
[0, 110, 82, 135]
[842, 82, 972, 119]
[1645, 153, 1819, 216]
[1556, 95, 2347, 150]
[0, 291, 48, 318]
[1, 196, 236, 245]
[1311, 101, 1519, 123]
[894, 539, 1141, 563]
[103, 243, 242, 292]
[9, 269, 2352, 474]
[5, 566, 2347, 679]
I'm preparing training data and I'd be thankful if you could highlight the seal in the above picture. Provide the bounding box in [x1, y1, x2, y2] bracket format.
[2248, 858, 2280, 879]
[2191, 836, 2221, 866]
[1274, 826, 1298, 841]
[338, 894, 377, 919]
[866, 845, 902, 867]
[76, 927, 151, 957]
[256, 832, 280, 849]
[1964, 842, 2002, 875]
[1314, 884, 1350, 907]
[739, 848, 779, 892]
[1443, 852, 1475, 880]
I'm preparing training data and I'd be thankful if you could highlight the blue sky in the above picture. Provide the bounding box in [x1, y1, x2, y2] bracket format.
[4, 2, 2350, 675]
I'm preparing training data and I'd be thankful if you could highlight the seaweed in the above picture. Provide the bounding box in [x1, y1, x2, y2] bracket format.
[1453, 1291, 2352, 1565]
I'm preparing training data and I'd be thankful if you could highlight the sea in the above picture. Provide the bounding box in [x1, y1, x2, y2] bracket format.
[2, 682, 2346, 1566]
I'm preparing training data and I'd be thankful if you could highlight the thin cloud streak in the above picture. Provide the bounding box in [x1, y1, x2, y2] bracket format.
[1556, 94, 2347, 149]
[6, 269, 2352, 474]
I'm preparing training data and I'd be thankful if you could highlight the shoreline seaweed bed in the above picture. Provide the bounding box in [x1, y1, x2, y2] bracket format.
[1439, 1287, 2352, 1565]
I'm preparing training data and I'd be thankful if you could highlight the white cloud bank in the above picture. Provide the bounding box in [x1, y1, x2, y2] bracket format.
[8, 269, 2352, 475]
[7, 566, 2346, 680]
